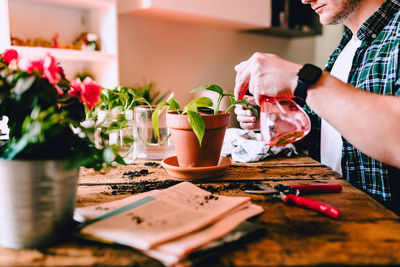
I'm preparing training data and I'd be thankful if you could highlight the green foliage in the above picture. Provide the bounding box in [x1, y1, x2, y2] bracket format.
[0, 52, 123, 170]
[89, 82, 169, 157]
[98, 86, 148, 112]
[152, 84, 258, 146]
[187, 110, 205, 146]
[97, 82, 168, 112]
[228, 96, 259, 119]
[74, 71, 95, 81]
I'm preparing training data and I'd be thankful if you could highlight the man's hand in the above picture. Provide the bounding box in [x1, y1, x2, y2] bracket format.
[234, 52, 302, 105]
[234, 95, 260, 130]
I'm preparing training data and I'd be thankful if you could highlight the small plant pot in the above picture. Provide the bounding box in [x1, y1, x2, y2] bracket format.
[166, 111, 230, 167]
[0, 159, 79, 248]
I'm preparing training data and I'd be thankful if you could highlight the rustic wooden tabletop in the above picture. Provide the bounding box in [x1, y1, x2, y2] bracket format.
[1, 155, 400, 266]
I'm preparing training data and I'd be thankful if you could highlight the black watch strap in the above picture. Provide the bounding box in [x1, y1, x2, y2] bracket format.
[294, 63, 322, 101]
[294, 79, 309, 101]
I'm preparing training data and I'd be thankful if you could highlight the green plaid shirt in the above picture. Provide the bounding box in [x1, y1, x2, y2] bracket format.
[302, 0, 400, 211]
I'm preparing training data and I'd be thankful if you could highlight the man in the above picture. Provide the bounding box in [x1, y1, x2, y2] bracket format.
[234, 0, 400, 214]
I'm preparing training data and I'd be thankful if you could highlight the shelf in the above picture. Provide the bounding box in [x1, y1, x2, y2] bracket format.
[243, 26, 322, 39]
[2, 0, 119, 88]
[118, 0, 271, 30]
[248, 0, 322, 39]
[13, 0, 113, 9]
[11, 46, 117, 63]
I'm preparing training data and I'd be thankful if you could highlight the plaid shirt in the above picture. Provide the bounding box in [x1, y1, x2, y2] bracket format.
[301, 0, 400, 211]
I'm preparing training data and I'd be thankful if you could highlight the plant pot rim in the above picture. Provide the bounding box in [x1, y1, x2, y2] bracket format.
[166, 111, 230, 130]
[166, 110, 230, 117]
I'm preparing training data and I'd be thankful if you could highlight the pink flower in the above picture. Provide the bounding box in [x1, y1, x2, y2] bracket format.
[68, 77, 101, 111]
[2, 49, 18, 64]
[81, 77, 101, 110]
[57, 63, 65, 79]
[18, 55, 43, 74]
[18, 52, 61, 90]
[42, 54, 61, 87]
[68, 78, 83, 97]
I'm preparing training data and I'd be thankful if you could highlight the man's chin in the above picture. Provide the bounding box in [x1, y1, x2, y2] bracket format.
[319, 16, 342, 26]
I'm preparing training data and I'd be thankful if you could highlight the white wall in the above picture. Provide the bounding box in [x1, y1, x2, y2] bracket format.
[314, 24, 344, 68]
[118, 14, 343, 115]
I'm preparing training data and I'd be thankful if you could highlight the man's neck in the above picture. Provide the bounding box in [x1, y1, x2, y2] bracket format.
[344, 0, 385, 35]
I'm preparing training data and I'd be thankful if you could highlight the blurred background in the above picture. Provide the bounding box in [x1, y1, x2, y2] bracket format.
[0, 0, 343, 127]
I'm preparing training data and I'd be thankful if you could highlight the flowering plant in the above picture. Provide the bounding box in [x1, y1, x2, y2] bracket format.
[0, 49, 124, 170]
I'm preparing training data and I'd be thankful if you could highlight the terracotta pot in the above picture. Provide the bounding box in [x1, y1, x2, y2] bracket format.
[166, 111, 230, 167]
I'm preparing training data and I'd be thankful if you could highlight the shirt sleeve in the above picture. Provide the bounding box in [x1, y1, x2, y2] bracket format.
[395, 43, 400, 96]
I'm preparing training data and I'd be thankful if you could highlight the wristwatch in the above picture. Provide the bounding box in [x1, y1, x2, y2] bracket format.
[294, 63, 322, 101]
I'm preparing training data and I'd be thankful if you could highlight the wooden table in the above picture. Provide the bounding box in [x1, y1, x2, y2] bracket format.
[1, 155, 400, 266]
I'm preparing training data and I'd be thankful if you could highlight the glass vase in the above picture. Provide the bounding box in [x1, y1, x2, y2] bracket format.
[94, 110, 136, 163]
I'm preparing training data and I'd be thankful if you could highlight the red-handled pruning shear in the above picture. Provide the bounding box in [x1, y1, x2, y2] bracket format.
[245, 183, 342, 219]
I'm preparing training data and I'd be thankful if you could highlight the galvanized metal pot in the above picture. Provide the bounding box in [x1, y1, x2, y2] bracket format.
[0, 159, 79, 249]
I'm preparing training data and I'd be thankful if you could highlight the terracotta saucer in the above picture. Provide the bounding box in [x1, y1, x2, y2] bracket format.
[161, 156, 231, 180]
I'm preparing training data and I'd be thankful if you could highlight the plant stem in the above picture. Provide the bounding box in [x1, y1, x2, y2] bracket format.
[215, 95, 223, 114]
[225, 104, 235, 114]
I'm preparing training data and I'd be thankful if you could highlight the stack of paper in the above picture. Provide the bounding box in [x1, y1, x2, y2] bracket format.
[74, 181, 264, 266]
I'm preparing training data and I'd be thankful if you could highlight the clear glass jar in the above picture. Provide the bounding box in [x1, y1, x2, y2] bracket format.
[94, 110, 136, 163]
[134, 105, 175, 160]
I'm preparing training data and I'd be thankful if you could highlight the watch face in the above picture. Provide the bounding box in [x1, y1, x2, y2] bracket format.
[299, 64, 322, 84]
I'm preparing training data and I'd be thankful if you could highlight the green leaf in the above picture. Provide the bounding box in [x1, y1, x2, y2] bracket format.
[6, 136, 29, 159]
[191, 84, 223, 95]
[194, 97, 214, 107]
[151, 102, 169, 140]
[122, 135, 135, 144]
[114, 154, 127, 165]
[101, 88, 110, 99]
[230, 96, 260, 118]
[106, 122, 122, 133]
[185, 101, 197, 113]
[186, 97, 213, 113]
[14, 75, 35, 95]
[134, 96, 151, 106]
[187, 110, 205, 146]
[248, 106, 259, 118]
[96, 83, 162, 113]
[191, 85, 208, 93]
[168, 98, 180, 110]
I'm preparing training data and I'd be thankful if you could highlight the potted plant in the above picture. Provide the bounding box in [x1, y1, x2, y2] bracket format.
[90, 82, 169, 162]
[0, 48, 123, 248]
[152, 84, 258, 167]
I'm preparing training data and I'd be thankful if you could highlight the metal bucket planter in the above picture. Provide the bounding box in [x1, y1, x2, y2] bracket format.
[0, 159, 79, 249]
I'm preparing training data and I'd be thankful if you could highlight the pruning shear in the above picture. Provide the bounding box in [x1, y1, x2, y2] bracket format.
[245, 183, 342, 219]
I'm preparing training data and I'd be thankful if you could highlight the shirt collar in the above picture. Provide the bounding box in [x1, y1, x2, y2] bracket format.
[356, 0, 400, 41]
[324, 0, 400, 71]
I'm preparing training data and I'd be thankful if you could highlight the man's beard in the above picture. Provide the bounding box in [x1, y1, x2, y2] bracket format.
[330, 0, 362, 24]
